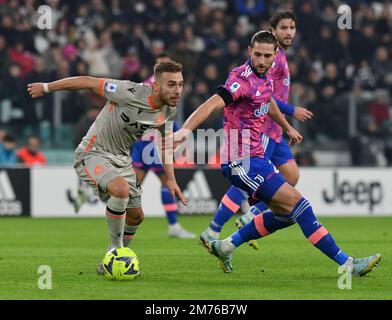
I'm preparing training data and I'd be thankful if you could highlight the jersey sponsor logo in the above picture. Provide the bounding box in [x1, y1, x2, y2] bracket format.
[0, 170, 22, 216]
[254, 102, 270, 117]
[229, 82, 241, 93]
[105, 82, 117, 92]
[241, 65, 253, 77]
[120, 111, 160, 138]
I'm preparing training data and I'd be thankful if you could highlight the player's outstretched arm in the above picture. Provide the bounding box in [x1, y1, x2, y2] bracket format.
[274, 97, 313, 121]
[293, 106, 313, 122]
[182, 94, 225, 132]
[27, 76, 105, 98]
[269, 98, 303, 145]
[173, 94, 226, 148]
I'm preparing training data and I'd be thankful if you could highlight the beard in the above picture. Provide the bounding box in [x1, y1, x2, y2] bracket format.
[160, 93, 179, 107]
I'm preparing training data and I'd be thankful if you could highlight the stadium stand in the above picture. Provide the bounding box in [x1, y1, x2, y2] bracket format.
[0, 0, 391, 166]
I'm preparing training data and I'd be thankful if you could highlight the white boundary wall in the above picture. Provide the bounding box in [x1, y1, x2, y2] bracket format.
[31, 166, 165, 217]
[30, 167, 392, 217]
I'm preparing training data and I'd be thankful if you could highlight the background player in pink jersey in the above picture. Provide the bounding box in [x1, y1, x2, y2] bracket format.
[200, 10, 314, 250]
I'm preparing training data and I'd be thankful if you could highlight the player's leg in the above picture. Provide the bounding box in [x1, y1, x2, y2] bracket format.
[237, 137, 297, 229]
[104, 176, 130, 249]
[96, 188, 127, 278]
[234, 134, 277, 250]
[123, 207, 144, 247]
[210, 158, 283, 271]
[266, 183, 380, 275]
[74, 155, 130, 251]
[97, 163, 143, 275]
[159, 172, 195, 239]
[216, 159, 381, 274]
[200, 185, 247, 249]
[120, 164, 144, 247]
[74, 155, 128, 275]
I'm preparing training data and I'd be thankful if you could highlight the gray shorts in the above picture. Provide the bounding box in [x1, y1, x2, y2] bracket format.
[73, 151, 142, 208]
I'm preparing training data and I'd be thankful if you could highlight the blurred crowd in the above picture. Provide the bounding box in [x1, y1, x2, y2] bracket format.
[0, 129, 46, 166]
[0, 0, 392, 166]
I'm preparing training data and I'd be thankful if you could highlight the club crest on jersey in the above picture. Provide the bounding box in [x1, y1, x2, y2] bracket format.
[229, 82, 241, 93]
[254, 102, 270, 117]
[105, 82, 117, 92]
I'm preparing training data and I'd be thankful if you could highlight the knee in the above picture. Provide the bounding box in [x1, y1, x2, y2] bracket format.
[108, 179, 130, 199]
[282, 187, 303, 211]
[291, 187, 303, 204]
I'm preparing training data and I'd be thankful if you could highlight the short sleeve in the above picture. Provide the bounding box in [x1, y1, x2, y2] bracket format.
[101, 79, 138, 105]
[222, 72, 250, 102]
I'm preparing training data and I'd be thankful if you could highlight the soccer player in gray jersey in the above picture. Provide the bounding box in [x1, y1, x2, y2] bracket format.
[27, 61, 188, 275]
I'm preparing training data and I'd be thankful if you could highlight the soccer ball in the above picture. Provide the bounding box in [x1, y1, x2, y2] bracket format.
[102, 247, 140, 280]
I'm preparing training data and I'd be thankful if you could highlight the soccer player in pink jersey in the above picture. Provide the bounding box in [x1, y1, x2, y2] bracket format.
[200, 10, 313, 250]
[175, 31, 381, 275]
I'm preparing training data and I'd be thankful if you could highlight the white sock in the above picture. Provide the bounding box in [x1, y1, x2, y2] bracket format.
[207, 227, 220, 239]
[221, 237, 236, 253]
[169, 222, 180, 230]
[245, 210, 256, 220]
[106, 210, 125, 250]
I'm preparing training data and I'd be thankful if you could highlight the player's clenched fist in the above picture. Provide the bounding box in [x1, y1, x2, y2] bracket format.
[287, 127, 303, 146]
[27, 83, 46, 98]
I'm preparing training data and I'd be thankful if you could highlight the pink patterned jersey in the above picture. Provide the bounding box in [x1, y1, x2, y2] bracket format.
[221, 60, 273, 162]
[262, 47, 290, 143]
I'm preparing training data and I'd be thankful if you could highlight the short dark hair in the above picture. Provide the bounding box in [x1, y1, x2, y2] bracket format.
[3, 134, 16, 143]
[154, 61, 182, 77]
[250, 30, 278, 49]
[269, 10, 297, 29]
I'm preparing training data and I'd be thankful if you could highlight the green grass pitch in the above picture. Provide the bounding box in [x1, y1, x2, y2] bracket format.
[0, 216, 391, 300]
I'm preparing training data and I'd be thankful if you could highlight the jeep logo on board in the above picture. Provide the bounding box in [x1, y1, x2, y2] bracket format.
[322, 171, 383, 213]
